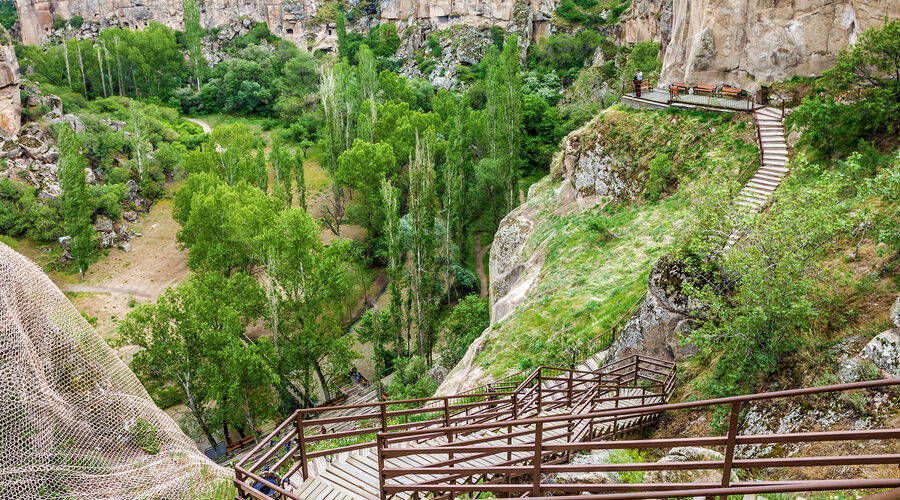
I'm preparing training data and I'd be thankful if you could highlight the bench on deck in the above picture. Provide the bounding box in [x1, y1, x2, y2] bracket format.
[693, 83, 717, 96]
[670, 82, 691, 95]
[226, 434, 257, 453]
[720, 86, 744, 98]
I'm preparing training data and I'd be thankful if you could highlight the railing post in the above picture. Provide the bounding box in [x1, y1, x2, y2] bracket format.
[719, 401, 742, 500]
[536, 369, 543, 414]
[295, 411, 308, 480]
[443, 397, 453, 461]
[532, 421, 543, 496]
[379, 402, 388, 433]
[508, 392, 518, 462]
[377, 432, 388, 500]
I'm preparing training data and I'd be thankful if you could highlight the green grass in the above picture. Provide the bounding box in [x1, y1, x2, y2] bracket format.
[475, 108, 758, 376]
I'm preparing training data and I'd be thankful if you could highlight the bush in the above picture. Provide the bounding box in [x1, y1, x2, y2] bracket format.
[439, 295, 490, 368]
[129, 418, 161, 455]
[69, 15, 84, 28]
[644, 152, 674, 202]
[88, 183, 127, 220]
[0, 1, 16, 30]
[427, 36, 442, 58]
[51, 14, 67, 30]
[387, 357, 438, 402]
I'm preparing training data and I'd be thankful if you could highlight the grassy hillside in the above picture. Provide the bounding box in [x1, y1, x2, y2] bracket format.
[476, 106, 759, 376]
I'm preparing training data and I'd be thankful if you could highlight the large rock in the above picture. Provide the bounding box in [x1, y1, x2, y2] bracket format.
[618, 0, 900, 90]
[890, 295, 900, 329]
[0, 24, 20, 137]
[608, 255, 699, 362]
[646, 447, 734, 483]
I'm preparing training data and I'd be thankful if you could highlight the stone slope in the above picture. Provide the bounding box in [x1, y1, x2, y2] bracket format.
[618, 0, 900, 90]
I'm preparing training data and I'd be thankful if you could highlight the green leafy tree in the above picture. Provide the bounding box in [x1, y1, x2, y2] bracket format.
[381, 178, 405, 356]
[407, 133, 439, 363]
[57, 126, 94, 280]
[209, 123, 258, 186]
[439, 295, 489, 367]
[336, 12, 348, 61]
[336, 139, 396, 238]
[388, 356, 437, 401]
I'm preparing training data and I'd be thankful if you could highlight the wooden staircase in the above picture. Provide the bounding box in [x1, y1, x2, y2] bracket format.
[727, 106, 790, 249]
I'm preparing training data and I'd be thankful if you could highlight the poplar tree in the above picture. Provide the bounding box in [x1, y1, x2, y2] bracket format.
[254, 144, 268, 194]
[486, 34, 523, 212]
[408, 132, 438, 363]
[128, 103, 152, 194]
[381, 177, 405, 356]
[357, 44, 378, 143]
[336, 12, 348, 61]
[182, 0, 205, 90]
[318, 60, 356, 176]
[295, 150, 307, 211]
[58, 126, 94, 280]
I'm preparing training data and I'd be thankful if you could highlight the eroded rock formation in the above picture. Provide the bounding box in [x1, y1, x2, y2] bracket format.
[618, 0, 900, 90]
[15, 0, 560, 51]
[0, 25, 20, 137]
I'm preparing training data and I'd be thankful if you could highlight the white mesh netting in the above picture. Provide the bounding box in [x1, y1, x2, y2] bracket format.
[0, 242, 229, 499]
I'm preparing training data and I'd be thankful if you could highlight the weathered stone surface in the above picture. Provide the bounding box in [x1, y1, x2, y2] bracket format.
[123, 210, 138, 222]
[0, 24, 20, 137]
[557, 119, 644, 202]
[860, 330, 900, 377]
[646, 447, 733, 483]
[608, 255, 699, 362]
[618, 0, 900, 90]
[93, 215, 114, 233]
[549, 450, 622, 484]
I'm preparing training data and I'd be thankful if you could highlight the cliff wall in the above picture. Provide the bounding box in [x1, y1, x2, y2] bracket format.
[15, 0, 558, 49]
[618, 0, 900, 90]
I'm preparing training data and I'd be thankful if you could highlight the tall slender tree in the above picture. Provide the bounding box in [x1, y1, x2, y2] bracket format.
[381, 177, 405, 356]
[57, 126, 94, 280]
[408, 132, 438, 363]
[486, 34, 523, 212]
[182, 0, 205, 91]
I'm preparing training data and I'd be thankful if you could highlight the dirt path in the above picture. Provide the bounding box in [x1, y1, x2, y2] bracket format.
[184, 117, 212, 134]
[474, 232, 490, 299]
[59, 196, 189, 339]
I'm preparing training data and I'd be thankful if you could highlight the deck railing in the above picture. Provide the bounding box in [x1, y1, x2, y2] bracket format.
[234, 354, 674, 499]
[377, 377, 900, 499]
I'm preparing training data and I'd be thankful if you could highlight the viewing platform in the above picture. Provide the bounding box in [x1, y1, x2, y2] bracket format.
[622, 83, 764, 113]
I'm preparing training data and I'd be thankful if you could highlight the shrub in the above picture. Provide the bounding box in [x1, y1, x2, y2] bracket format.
[387, 357, 438, 403]
[88, 183, 127, 220]
[439, 295, 490, 368]
[427, 35, 442, 58]
[51, 14, 67, 30]
[69, 15, 84, 28]
[129, 418, 161, 455]
[644, 152, 674, 202]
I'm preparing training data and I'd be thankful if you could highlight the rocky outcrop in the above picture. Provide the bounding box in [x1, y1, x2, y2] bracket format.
[0, 24, 20, 137]
[608, 255, 699, 362]
[646, 447, 736, 483]
[838, 330, 900, 383]
[15, 0, 561, 51]
[618, 0, 900, 90]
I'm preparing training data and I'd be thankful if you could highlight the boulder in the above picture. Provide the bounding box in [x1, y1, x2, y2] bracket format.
[0, 138, 20, 158]
[608, 255, 700, 362]
[123, 210, 138, 222]
[98, 230, 115, 248]
[118, 241, 132, 253]
[93, 215, 113, 233]
[859, 330, 900, 377]
[126, 179, 140, 198]
[17, 135, 48, 158]
[84, 167, 96, 185]
[549, 450, 622, 485]
[646, 447, 735, 483]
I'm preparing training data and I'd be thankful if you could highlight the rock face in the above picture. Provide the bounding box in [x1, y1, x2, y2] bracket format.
[645, 447, 734, 483]
[0, 24, 20, 137]
[618, 0, 900, 90]
[839, 330, 900, 382]
[15, 0, 560, 51]
[608, 254, 699, 362]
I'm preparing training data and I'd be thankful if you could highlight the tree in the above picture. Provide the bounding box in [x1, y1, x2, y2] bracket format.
[294, 149, 307, 211]
[118, 272, 264, 447]
[57, 126, 94, 280]
[319, 60, 357, 175]
[357, 44, 378, 142]
[336, 139, 396, 238]
[209, 123, 258, 186]
[485, 35, 523, 212]
[381, 178, 405, 356]
[823, 19, 900, 129]
[182, 0, 205, 90]
[128, 103, 153, 195]
[679, 176, 853, 403]
[336, 12, 348, 61]
[439, 295, 489, 367]
[407, 133, 439, 363]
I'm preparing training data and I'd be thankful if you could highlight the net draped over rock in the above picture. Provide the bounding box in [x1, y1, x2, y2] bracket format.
[0, 242, 228, 498]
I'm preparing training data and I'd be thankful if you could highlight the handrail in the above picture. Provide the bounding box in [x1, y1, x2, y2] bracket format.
[378, 378, 900, 498]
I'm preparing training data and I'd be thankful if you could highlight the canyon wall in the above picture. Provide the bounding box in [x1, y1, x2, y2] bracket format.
[0, 25, 20, 137]
[619, 0, 900, 90]
[15, 0, 559, 49]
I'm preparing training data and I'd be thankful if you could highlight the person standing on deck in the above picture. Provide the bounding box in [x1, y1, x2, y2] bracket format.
[633, 73, 641, 98]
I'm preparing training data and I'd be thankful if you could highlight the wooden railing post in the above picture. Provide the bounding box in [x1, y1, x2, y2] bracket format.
[508, 392, 518, 461]
[536, 369, 543, 414]
[443, 397, 453, 461]
[379, 402, 388, 433]
[719, 401, 742, 500]
[532, 421, 543, 496]
[295, 411, 308, 480]
[377, 432, 388, 500]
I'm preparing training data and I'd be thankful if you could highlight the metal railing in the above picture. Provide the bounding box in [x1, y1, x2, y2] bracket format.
[377, 377, 900, 499]
[234, 355, 674, 499]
